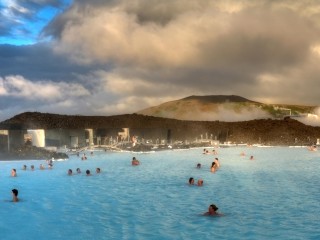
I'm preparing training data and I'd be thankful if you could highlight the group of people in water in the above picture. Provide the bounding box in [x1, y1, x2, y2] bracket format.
[67, 167, 101, 176]
[188, 177, 203, 186]
[198, 149, 222, 173]
[8, 154, 104, 202]
[7, 149, 224, 216]
[130, 152, 220, 216]
[197, 148, 257, 215]
[11, 161, 54, 177]
[7, 158, 57, 201]
[78, 151, 96, 160]
[240, 151, 254, 160]
[185, 148, 223, 215]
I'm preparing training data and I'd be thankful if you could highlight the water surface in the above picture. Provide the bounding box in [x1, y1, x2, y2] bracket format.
[0, 147, 319, 240]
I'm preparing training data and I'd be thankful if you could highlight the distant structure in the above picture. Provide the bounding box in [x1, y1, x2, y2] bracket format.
[27, 130, 45, 147]
[1, 111, 320, 152]
[118, 128, 130, 142]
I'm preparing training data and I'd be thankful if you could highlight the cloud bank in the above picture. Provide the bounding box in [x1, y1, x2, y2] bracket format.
[1, 0, 320, 123]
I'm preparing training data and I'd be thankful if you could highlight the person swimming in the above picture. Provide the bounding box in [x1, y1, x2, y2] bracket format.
[211, 162, 216, 172]
[76, 168, 81, 174]
[11, 168, 17, 177]
[214, 158, 220, 168]
[132, 157, 140, 166]
[86, 170, 91, 176]
[203, 204, 222, 216]
[67, 169, 73, 175]
[196, 163, 201, 168]
[12, 189, 19, 202]
[96, 168, 101, 173]
[189, 177, 195, 185]
[47, 158, 53, 165]
[197, 179, 204, 186]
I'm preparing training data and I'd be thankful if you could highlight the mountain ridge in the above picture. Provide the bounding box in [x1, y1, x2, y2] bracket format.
[181, 95, 259, 103]
[136, 95, 317, 122]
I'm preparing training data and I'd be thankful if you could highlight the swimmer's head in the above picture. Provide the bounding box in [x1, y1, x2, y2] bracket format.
[189, 177, 194, 184]
[210, 204, 218, 211]
[12, 189, 18, 196]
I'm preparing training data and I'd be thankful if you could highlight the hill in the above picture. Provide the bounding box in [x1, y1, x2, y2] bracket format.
[1, 112, 320, 146]
[136, 95, 317, 122]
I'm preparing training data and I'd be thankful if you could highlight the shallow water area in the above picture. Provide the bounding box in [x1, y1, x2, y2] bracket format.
[0, 147, 319, 240]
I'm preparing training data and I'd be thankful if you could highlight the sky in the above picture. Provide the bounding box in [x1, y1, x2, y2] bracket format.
[1, 0, 320, 122]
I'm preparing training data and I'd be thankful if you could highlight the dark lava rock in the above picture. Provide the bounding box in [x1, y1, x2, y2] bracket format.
[0, 146, 68, 160]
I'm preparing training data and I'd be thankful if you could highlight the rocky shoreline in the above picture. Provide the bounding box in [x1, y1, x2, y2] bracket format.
[0, 146, 69, 161]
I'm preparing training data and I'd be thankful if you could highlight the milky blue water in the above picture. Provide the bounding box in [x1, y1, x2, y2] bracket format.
[0, 147, 319, 240]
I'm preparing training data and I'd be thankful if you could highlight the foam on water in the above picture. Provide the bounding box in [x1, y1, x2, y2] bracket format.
[0, 147, 319, 240]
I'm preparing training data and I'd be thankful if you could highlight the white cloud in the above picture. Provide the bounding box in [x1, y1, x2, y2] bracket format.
[0, 75, 90, 100]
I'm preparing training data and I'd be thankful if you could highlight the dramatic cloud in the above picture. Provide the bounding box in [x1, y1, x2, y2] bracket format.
[1, 0, 320, 122]
[44, 0, 320, 103]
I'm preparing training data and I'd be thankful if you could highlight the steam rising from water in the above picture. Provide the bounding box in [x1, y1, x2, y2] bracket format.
[294, 107, 320, 126]
[156, 105, 272, 122]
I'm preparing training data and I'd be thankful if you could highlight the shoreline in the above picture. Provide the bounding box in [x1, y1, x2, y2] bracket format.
[0, 144, 317, 161]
